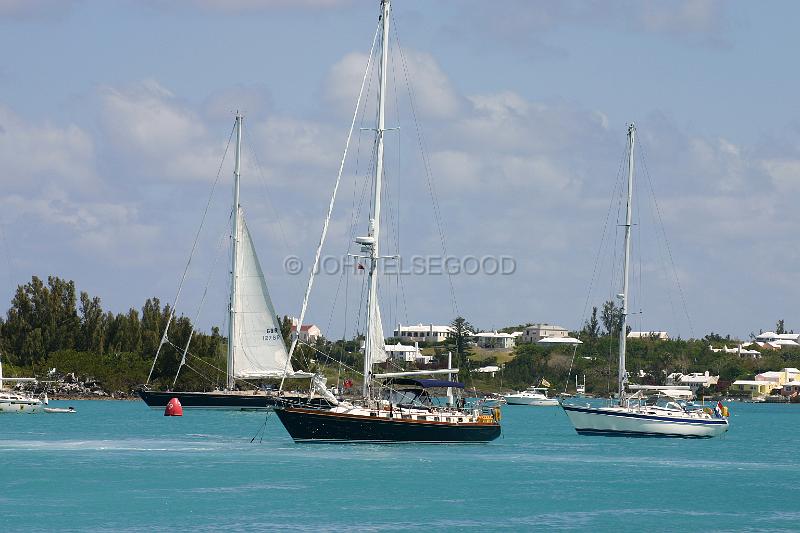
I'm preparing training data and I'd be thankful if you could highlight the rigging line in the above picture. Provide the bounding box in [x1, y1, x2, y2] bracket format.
[243, 134, 301, 295]
[578, 143, 629, 328]
[280, 20, 381, 392]
[342, 49, 376, 345]
[147, 120, 236, 385]
[634, 164, 644, 335]
[639, 140, 695, 339]
[176, 345, 262, 391]
[172, 230, 229, 388]
[393, 16, 458, 316]
[566, 140, 626, 392]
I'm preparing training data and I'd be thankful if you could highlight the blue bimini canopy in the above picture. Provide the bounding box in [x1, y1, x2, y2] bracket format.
[388, 378, 465, 389]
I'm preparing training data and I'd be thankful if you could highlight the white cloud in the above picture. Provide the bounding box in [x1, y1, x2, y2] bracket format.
[0, 105, 98, 192]
[323, 49, 461, 120]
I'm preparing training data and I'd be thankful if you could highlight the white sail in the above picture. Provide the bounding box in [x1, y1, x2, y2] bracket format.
[231, 212, 294, 378]
[367, 297, 388, 365]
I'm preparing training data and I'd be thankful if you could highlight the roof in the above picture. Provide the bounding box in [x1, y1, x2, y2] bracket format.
[290, 324, 319, 332]
[385, 343, 420, 352]
[732, 380, 777, 385]
[474, 331, 514, 338]
[537, 336, 583, 345]
[396, 324, 453, 333]
[525, 324, 568, 331]
[627, 331, 669, 339]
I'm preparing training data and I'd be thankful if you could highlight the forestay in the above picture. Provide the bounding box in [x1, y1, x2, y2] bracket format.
[231, 213, 294, 378]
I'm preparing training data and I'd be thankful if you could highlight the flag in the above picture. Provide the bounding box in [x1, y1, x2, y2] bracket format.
[541, 379, 551, 388]
[714, 401, 723, 418]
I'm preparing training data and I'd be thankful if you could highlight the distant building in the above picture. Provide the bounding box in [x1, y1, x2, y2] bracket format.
[290, 323, 322, 343]
[475, 365, 500, 377]
[709, 344, 761, 358]
[521, 324, 569, 344]
[627, 331, 669, 340]
[473, 331, 518, 349]
[394, 323, 454, 344]
[755, 368, 800, 386]
[752, 332, 800, 349]
[666, 371, 719, 393]
[385, 342, 422, 363]
[537, 336, 583, 346]
[729, 380, 778, 399]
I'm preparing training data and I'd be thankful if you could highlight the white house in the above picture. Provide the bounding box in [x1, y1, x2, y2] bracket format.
[521, 324, 569, 343]
[537, 336, 583, 346]
[627, 331, 669, 340]
[474, 331, 518, 349]
[755, 368, 800, 386]
[290, 323, 322, 343]
[394, 323, 454, 343]
[709, 344, 762, 358]
[753, 332, 800, 349]
[385, 342, 421, 362]
[666, 371, 719, 393]
[380, 342, 433, 366]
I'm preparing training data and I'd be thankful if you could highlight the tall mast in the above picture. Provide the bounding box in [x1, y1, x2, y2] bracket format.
[618, 123, 635, 405]
[362, 0, 390, 398]
[227, 113, 243, 391]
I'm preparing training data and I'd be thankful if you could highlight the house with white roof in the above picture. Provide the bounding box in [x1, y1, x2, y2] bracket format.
[709, 344, 762, 358]
[474, 331, 518, 349]
[521, 324, 569, 343]
[627, 331, 669, 340]
[756, 368, 800, 386]
[729, 380, 778, 399]
[394, 323, 454, 344]
[753, 332, 800, 349]
[666, 371, 719, 393]
[383, 342, 433, 365]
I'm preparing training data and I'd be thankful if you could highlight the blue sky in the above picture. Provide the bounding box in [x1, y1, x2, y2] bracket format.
[1, 0, 799, 340]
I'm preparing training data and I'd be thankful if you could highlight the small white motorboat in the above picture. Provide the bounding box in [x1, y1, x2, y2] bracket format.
[480, 393, 507, 407]
[504, 387, 559, 406]
[44, 406, 76, 414]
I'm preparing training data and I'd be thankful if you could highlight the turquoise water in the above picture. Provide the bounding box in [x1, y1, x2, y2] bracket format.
[2, 400, 798, 532]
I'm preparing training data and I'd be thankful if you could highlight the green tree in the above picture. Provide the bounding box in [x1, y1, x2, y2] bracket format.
[776, 319, 786, 335]
[582, 306, 600, 339]
[601, 300, 623, 337]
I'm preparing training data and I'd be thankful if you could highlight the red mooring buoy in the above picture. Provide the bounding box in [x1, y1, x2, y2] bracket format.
[164, 397, 183, 417]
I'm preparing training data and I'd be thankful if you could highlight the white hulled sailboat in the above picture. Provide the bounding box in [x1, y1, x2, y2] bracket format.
[560, 125, 729, 438]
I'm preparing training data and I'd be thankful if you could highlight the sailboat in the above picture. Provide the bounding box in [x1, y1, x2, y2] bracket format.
[0, 354, 44, 414]
[272, 0, 500, 443]
[560, 124, 729, 438]
[138, 114, 314, 411]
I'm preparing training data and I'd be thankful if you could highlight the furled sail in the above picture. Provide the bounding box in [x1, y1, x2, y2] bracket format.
[367, 294, 388, 365]
[231, 213, 294, 378]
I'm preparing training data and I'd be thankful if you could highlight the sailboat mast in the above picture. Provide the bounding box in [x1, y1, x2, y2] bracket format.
[618, 123, 635, 405]
[362, 0, 390, 399]
[228, 113, 243, 391]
